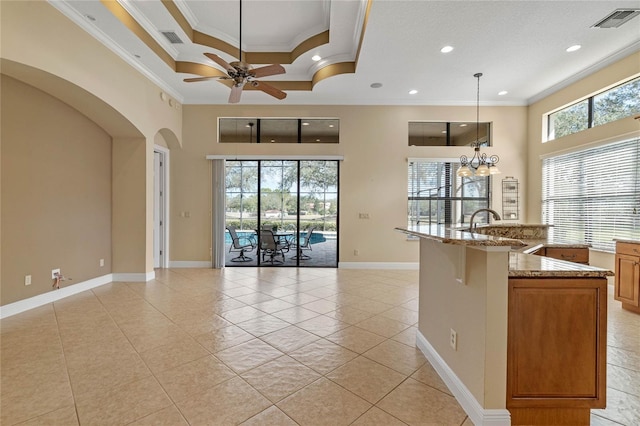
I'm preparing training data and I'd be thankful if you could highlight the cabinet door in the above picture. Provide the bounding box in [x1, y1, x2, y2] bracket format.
[507, 278, 607, 408]
[615, 254, 640, 306]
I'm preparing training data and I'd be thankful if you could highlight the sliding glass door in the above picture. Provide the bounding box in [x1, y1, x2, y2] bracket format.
[224, 160, 338, 267]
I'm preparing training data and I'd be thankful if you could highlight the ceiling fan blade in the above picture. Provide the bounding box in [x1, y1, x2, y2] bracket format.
[251, 64, 286, 78]
[183, 76, 219, 83]
[204, 53, 235, 73]
[228, 84, 244, 104]
[253, 80, 287, 100]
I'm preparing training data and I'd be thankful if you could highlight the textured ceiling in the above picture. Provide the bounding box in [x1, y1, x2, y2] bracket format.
[53, 0, 640, 106]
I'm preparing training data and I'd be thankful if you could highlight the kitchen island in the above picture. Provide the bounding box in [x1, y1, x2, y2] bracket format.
[396, 225, 613, 426]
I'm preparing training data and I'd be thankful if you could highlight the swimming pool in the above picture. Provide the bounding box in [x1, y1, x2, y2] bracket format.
[225, 230, 327, 244]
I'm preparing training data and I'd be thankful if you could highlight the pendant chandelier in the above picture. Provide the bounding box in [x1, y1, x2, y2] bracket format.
[457, 73, 500, 177]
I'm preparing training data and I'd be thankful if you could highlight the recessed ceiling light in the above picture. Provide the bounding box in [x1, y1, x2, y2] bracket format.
[311, 55, 321, 61]
[566, 45, 581, 52]
[316, 139, 321, 142]
[409, 89, 418, 95]
[441, 130, 447, 134]
[329, 124, 334, 128]
[460, 124, 467, 127]
[370, 82, 383, 88]
[440, 46, 454, 53]
[498, 90, 508, 96]
[302, 122, 309, 126]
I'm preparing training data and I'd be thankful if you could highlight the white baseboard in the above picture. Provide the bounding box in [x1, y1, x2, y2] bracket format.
[1, 271, 157, 319]
[112, 271, 155, 282]
[338, 262, 419, 270]
[166, 261, 416, 270]
[0, 274, 113, 319]
[168, 261, 212, 268]
[416, 331, 511, 426]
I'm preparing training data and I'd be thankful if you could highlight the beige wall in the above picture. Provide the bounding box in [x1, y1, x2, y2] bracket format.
[7, 0, 635, 304]
[0, 1, 530, 272]
[418, 239, 509, 408]
[526, 51, 640, 268]
[175, 104, 528, 264]
[111, 137, 154, 274]
[0, 1, 182, 141]
[1, 76, 112, 305]
[1, 0, 185, 306]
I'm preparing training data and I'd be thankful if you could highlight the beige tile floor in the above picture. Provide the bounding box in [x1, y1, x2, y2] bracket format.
[1, 268, 638, 425]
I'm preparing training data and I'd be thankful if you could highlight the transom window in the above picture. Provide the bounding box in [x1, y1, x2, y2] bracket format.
[547, 76, 640, 141]
[219, 118, 339, 143]
[408, 122, 491, 147]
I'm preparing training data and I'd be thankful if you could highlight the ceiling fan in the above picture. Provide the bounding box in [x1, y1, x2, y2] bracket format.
[183, 0, 287, 103]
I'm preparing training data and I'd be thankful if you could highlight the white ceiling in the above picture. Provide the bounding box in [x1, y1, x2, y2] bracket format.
[53, 0, 640, 106]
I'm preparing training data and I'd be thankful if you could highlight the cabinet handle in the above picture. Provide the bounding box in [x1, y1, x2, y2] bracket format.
[561, 254, 576, 260]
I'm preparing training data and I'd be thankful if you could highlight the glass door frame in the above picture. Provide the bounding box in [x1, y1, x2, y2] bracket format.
[220, 157, 340, 268]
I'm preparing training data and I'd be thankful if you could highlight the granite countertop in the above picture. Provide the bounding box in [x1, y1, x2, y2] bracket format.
[395, 225, 526, 247]
[509, 252, 613, 278]
[396, 224, 613, 277]
[613, 238, 640, 245]
[520, 241, 591, 254]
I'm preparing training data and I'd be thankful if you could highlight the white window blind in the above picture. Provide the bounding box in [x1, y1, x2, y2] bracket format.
[542, 138, 640, 252]
[408, 161, 490, 227]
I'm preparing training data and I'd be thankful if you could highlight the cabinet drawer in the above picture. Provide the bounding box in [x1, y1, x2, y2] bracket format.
[616, 242, 640, 257]
[545, 248, 589, 264]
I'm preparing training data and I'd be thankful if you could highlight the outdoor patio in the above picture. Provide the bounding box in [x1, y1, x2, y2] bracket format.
[225, 232, 337, 267]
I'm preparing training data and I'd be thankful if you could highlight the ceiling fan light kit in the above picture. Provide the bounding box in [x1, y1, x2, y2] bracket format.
[183, 0, 287, 103]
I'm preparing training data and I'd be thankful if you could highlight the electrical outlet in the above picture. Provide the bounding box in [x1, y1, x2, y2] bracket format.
[100, 259, 105, 267]
[450, 329, 458, 351]
[358, 213, 370, 219]
[51, 268, 60, 279]
[25, 275, 32, 286]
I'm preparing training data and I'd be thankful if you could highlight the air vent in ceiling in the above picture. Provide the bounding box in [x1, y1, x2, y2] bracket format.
[592, 9, 640, 28]
[161, 31, 184, 44]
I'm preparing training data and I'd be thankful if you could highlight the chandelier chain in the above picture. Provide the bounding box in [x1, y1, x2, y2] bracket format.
[475, 72, 481, 148]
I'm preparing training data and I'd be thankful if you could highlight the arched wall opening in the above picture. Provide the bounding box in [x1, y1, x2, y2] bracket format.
[1, 60, 173, 307]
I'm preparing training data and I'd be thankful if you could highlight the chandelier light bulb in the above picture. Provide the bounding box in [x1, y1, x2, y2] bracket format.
[476, 164, 490, 176]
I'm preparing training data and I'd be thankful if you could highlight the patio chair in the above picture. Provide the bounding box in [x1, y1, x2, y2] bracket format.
[227, 226, 255, 262]
[259, 229, 286, 264]
[291, 226, 316, 260]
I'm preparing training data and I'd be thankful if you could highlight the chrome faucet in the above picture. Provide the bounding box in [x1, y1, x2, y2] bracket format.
[469, 208, 501, 230]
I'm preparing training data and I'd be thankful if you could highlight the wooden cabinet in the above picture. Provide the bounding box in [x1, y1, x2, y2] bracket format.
[531, 247, 546, 256]
[544, 247, 589, 264]
[507, 277, 607, 425]
[614, 241, 640, 313]
[530, 246, 590, 264]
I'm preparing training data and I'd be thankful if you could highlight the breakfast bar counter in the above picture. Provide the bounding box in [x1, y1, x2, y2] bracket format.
[395, 224, 612, 426]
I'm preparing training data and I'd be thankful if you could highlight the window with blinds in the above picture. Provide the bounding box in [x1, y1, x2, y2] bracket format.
[542, 138, 640, 252]
[408, 161, 490, 227]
